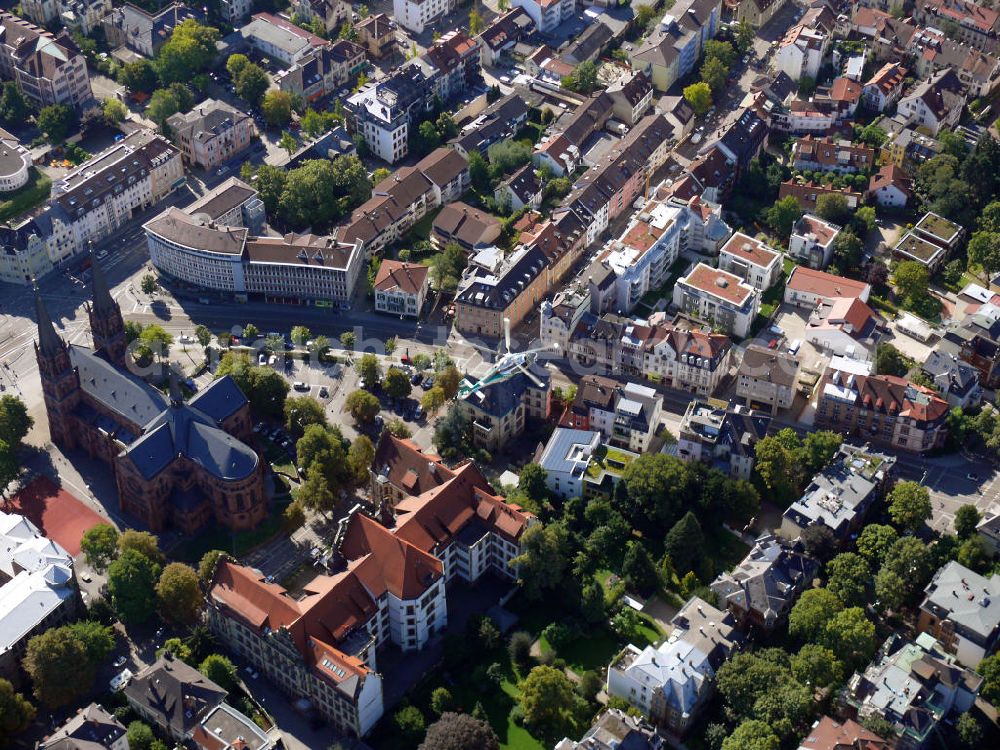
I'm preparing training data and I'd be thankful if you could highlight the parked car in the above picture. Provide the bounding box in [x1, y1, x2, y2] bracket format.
[411, 372, 423, 386]
[422, 376, 434, 391]
[80, 572, 92, 582]
[110, 669, 132, 692]
[293, 381, 309, 391]
[318, 386, 329, 398]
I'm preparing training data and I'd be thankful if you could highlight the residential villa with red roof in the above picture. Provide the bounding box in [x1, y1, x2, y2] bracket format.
[816, 355, 950, 453]
[795, 716, 891, 750]
[806, 296, 884, 359]
[717, 232, 782, 291]
[788, 213, 842, 269]
[784, 266, 871, 309]
[373, 260, 430, 318]
[206, 458, 535, 737]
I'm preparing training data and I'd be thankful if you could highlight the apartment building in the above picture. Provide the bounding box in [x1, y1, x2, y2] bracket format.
[44, 129, 184, 265]
[784, 266, 871, 309]
[145, 178, 363, 308]
[241, 13, 328, 66]
[917, 561, 1000, 668]
[778, 180, 863, 212]
[920, 350, 983, 409]
[167, 99, 256, 171]
[737, 345, 800, 414]
[431, 201, 501, 252]
[862, 62, 907, 111]
[915, 0, 1000, 51]
[395, 0, 458, 34]
[538, 428, 638, 500]
[776, 23, 828, 81]
[415, 147, 470, 204]
[897, 69, 966, 136]
[734, 0, 790, 27]
[456, 245, 549, 338]
[460, 365, 551, 452]
[369, 433, 454, 511]
[644, 326, 733, 396]
[815, 356, 950, 454]
[672, 263, 760, 338]
[124, 656, 228, 743]
[560, 375, 664, 454]
[513, 0, 575, 34]
[373, 260, 429, 318]
[893, 212, 964, 272]
[452, 94, 530, 158]
[791, 136, 876, 174]
[717, 233, 782, 291]
[539, 286, 591, 355]
[795, 718, 891, 750]
[608, 71, 655, 125]
[781, 444, 895, 541]
[630, 0, 722, 91]
[844, 634, 981, 750]
[788, 214, 840, 269]
[274, 40, 366, 103]
[0, 127, 31, 193]
[711, 534, 818, 632]
[210, 460, 533, 736]
[0, 217, 53, 286]
[356, 13, 397, 59]
[677, 400, 771, 480]
[0, 509, 78, 684]
[40, 704, 129, 750]
[478, 7, 535, 67]
[22, 0, 111, 35]
[556, 710, 666, 750]
[336, 166, 435, 258]
[291, 0, 350, 33]
[346, 66, 432, 163]
[0, 12, 92, 110]
[219, 0, 254, 25]
[495, 164, 543, 212]
[607, 597, 738, 734]
[103, 3, 203, 58]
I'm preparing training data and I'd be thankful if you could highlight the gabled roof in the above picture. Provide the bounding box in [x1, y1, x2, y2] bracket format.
[371, 432, 454, 494]
[124, 656, 227, 738]
[373, 260, 429, 295]
[786, 266, 870, 301]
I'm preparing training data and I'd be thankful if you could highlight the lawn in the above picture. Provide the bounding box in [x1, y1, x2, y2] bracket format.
[584, 445, 636, 479]
[260, 435, 296, 476]
[171, 500, 289, 563]
[0, 169, 51, 223]
[404, 206, 443, 245]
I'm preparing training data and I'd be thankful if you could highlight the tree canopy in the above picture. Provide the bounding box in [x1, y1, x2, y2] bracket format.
[107, 548, 162, 624]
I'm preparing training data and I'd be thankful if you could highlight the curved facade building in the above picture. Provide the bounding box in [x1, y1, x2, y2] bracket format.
[0, 128, 31, 193]
[144, 178, 363, 308]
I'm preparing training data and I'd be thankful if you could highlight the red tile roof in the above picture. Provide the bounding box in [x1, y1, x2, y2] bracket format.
[720, 231, 780, 269]
[682, 264, 754, 305]
[373, 260, 429, 295]
[342, 514, 443, 601]
[787, 266, 870, 300]
[800, 716, 891, 750]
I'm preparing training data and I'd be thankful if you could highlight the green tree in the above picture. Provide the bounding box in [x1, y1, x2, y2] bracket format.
[0, 677, 35, 738]
[753, 429, 804, 499]
[80, 523, 119, 571]
[198, 549, 228, 584]
[826, 552, 869, 607]
[519, 666, 578, 734]
[118, 529, 164, 564]
[215, 351, 290, 418]
[704, 39, 736, 67]
[968, 229, 1000, 280]
[393, 706, 426, 744]
[37, 104, 74, 143]
[567, 60, 598, 95]
[226, 53, 250, 79]
[345, 389, 380, 424]
[621, 453, 692, 529]
[199, 654, 238, 693]
[430, 687, 453, 716]
[701, 56, 729, 95]
[518, 463, 548, 503]
[820, 607, 876, 671]
[857, 523, 898, 568]
[194, 325, 212, 348]
[956, 712, 983, 748]
[107, 549, 161, 624]
[683, 81, 713, 116]
[284, 395, 327, 438]
[512, 523, 569, 600]
[147, 88, 181, 131]
[348, 435, 375, 484]
[262, 90, 293, 128]
[383, 367, 412, 399]
[766, 195, 803, 238]
[156, 20, 220, 84]
[894, 261, 931, 305]
[802, 431, 842, 475]
[790, 643, 845, 688]
[420, 387, 446, 417]
[23, 627, 93, 707]
[622, 541, 659, 595]
[0, 82, 31, 126]
[875, 342, 914, 377]
[140, 273, 158, 294]
[291, 325, 312, 345]
[0, 441, 17, 500]
[735, 20, 755, 52]
[832, 228, 864, 270]
[487, 140, 533, 178]
[877, 536, 933, 610]
[469, 150, 491, 192]
[721, 720, 780, 750]
[386, 418, 411, 438]
[664, 511, 704, 575]
[789, 588, 843, 643]
[355, 353, 383, 387]
[955, 503, 981, 538]
[156, 563, 202, 625]
[235, 63, 269, 105]
[957, 536, 988, 571]
[127, 721, 155, 750]
[297, 463, 336, 515]
[888, 480, 932, 532]
[979, 653, 1000, 705]
[103, 98, 128, 125]
[118, 59, 158, 93]
[580, 579, 606, 624]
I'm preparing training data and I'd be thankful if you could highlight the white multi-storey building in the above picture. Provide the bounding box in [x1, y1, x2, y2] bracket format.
[672, 263, 760, 338]
[512, 0, 575, 33]
[717, 232, 782, 291]
[43, 130, 184, 265]
[393, 0, 458, 34]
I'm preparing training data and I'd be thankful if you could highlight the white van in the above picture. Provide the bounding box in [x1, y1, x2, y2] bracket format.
[787, 339, 802, 355]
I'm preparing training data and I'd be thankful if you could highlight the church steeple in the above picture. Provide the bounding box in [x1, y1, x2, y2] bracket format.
[85, 244, 127, 367]
[90, 246, 117, 317]
[34, 283, 66, 358]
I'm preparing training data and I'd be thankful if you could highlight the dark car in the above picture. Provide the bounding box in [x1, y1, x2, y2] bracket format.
[422, 376, 434, 391]
[411, 372, 423, 385]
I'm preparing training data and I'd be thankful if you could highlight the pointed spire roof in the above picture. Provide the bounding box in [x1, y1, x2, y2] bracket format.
[89, 246, 117, 317]
[34, 283, 65, 357]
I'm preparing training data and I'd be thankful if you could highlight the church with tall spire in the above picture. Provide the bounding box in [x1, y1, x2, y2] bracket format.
[34, 259, 267, 535]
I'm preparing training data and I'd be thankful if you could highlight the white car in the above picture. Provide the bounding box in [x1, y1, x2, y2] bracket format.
[499, 75, 511, 84]
[110, 669, 132, 692]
